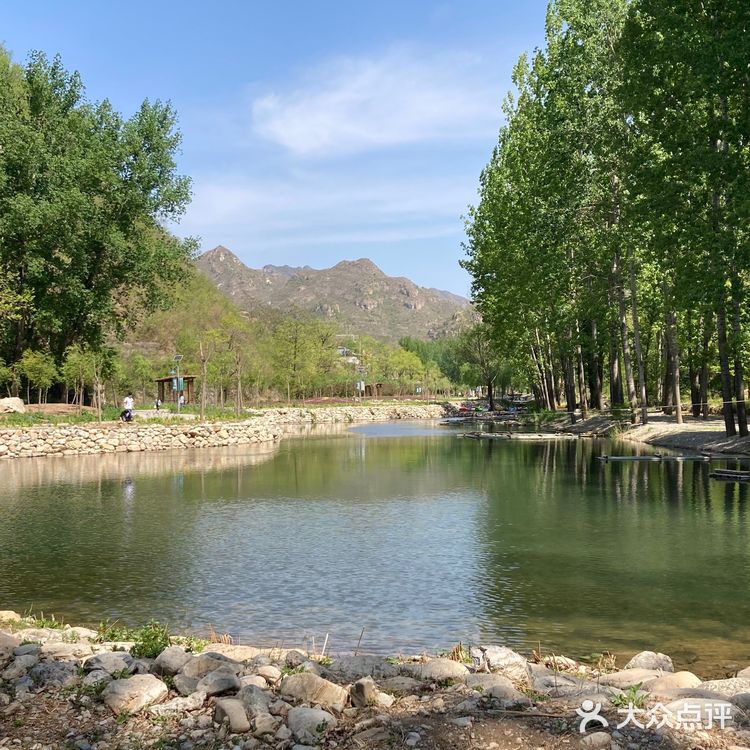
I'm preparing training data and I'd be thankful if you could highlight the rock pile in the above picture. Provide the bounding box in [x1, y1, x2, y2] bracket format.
[3, 614, 750, 749]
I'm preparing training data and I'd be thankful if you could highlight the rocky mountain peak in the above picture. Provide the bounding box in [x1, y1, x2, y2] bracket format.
[196, 246, 470, 341]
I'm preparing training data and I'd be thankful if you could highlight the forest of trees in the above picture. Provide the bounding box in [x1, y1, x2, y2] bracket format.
[462, 0, 750, 435]
[0, 45, 504, 414]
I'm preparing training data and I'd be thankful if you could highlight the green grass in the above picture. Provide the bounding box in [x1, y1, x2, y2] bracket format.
[95, 618, 139, 643]
[95, 618, 172, 659]
[281, 665, 306, 676]
[171, 634, 208, 653]
[130, 621, 171, 659]
[0, 398, 446, 429]
[19, 610, 68, 629]
[610, 683, 649, 709]
[0, 407, 122, 427]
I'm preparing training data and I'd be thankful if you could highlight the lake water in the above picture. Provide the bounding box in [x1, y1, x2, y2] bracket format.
[2, 421, 749, 672]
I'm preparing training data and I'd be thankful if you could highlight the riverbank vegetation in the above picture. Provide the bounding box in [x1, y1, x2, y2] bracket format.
[462, 0, 750, 436]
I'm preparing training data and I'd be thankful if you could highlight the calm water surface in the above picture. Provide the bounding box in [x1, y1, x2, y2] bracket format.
[1, 422, 749, 670]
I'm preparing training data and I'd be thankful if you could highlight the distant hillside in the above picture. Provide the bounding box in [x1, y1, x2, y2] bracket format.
[196, 246, 471, 341]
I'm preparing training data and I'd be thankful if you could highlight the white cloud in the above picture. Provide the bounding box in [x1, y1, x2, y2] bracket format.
[251, 47, 501, 157]
[181, 170, 474, 248]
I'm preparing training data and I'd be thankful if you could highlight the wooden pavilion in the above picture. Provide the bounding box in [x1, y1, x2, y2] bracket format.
[155, 375, 196, 405]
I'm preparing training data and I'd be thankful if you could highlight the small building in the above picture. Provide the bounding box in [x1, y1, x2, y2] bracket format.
[155, 375, 196, 405]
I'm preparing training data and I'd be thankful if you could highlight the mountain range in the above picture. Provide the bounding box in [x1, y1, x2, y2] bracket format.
[196, 246, 472, 341]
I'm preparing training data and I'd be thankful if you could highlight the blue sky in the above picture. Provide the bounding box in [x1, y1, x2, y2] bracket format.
[3, 1, 549, 296]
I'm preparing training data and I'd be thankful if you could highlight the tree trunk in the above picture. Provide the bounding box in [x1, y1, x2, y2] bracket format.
[546, 334, 560, 407]
[561, 350, 577, 424]
[487, 378, 495, 411]
[629, 259, 648, 424]
[662, 325, 674, 415]
[587, 319, 604, 410]
[731, 285, 748, 436]
[655, 329, 664, 406]
[575, 324, 588, 420]
[608, 323, 623, 407]
[531, 344, 550, 410]
[716, 302, 736, 436]
[699, 316, 711, 419]
[235, 361, 243, 417]
[664, 302, 683, 424]
[199, 340, 208, 422]
[689, 344, 701, 418]
[613, 250, 637, 423]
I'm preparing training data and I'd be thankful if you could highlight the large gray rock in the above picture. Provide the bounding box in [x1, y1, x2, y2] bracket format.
[486, 684, 531, 707]
[623, 650, 674, 672]
[646, 687, 736, 704]
[471, 646, 530, 684]
[67, 626, 98, 640]
[241, 675, 269, 689]
[405, 657, 468, 684]
[280, 672, 348, 708]
[173, 673, 199, 696]
[153, 646, 192, 676]
[697, 677, 750, 696]
[731, 692, 750, 711]
[0, 632, 21, 654]
[0, 397, 25, 413]
[28, 661, 78, 688]
[238, 684, 272, 717]
[84, 651, 134, 676]
[597, 668, 661, 689]
[287, 706, 337, 744]
[14, 643, 41, 657]
[1, 654, 38, 680]
[647, 672, 701, 692]
[350, 676, 387, 708]
[41, 642, 93, 660]
[328, 655, 399, 681]
[101, 674, 168, 715]
[196, 666, 241, 696]
[252, 712, 280, 736]
[149, 691, 206, 716]
[257, 665, 282, 684]
[83, 670, 113, 689]
[379, 676, 422, 694]
[214, 697, 251, 732]
[285, 650, 307, 668]
[180, 652, 241, 679]
[529, 665, 613, 700]
[465, 673, 516, 693]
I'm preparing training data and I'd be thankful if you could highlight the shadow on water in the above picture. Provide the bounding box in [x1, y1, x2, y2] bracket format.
[1, 429, 749, 671]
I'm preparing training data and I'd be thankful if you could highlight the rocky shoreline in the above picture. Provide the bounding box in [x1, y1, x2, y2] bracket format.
[2, 612, 750, 750]
[0, 405, 449, 461]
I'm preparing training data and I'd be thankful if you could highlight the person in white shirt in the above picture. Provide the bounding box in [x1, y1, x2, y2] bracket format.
[121, 393, 135, 422]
